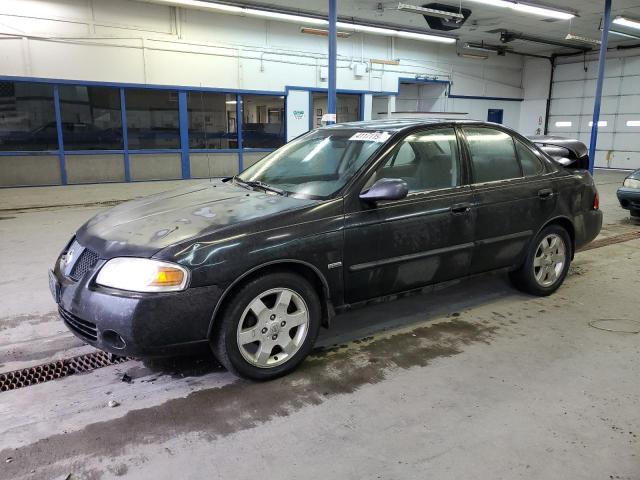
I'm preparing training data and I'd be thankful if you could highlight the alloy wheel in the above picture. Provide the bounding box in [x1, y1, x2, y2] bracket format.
[533, 233, 566, 287]
[236, 288, 309, 368]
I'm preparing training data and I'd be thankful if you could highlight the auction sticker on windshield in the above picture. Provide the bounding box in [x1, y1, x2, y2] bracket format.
[349, 131, 391, 142]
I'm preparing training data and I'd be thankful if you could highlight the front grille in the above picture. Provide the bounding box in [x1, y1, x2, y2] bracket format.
[68, 248, 99, 281]
[59, 307, 98, 341]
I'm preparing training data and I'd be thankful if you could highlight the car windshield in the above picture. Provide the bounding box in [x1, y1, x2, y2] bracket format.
[236, 129, 391, 198]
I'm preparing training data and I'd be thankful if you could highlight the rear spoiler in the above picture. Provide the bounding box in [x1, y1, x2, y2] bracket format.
[528, 136, 590, 170]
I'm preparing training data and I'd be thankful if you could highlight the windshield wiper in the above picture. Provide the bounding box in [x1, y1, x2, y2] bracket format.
[233, 177, 288, 196]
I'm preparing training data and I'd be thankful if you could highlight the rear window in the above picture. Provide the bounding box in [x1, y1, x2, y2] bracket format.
[463, 127, 522, 183]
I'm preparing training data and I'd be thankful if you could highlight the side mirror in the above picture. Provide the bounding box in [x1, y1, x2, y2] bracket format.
[360, 178, 409, 203]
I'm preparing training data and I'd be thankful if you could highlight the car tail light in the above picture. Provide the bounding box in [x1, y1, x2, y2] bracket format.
[593, 190, 600, 210]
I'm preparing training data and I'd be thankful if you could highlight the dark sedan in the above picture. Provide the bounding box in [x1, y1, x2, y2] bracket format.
[50, 120, 602, 380]
[617, 169, 640, 218]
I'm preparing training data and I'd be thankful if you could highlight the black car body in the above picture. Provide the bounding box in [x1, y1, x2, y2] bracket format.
[50, 120, 602, 379]
[617, 169, 640, 217]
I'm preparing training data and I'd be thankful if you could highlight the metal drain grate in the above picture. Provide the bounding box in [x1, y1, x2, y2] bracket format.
[0, 351, 129, 392]
[579, 230, 640, 251]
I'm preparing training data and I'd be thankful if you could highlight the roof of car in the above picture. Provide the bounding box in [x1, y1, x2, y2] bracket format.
[324, 118, 485, 132]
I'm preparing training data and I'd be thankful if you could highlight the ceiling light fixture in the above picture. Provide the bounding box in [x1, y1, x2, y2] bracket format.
[564, 33, 601, 45]
[300, 27, 351, 38]
[459, 52, 489, 60]
[465, 0, 575, 20]
[609, 29, 640, 40]
[336, 21, 456, 43]
[613, 16, 640, 30]
[397, 2, 465, 21]
[464, 42, 503, 53]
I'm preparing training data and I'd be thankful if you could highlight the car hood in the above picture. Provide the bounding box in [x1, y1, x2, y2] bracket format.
[76, 179, 317, 258]
[627, 169, 640, 181]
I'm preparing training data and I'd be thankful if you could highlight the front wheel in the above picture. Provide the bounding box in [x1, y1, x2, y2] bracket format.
[509, 225, 572, 296]
[211, 271, 321, 380]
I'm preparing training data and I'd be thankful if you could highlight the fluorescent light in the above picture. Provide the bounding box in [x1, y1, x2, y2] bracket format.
[143, 0, 242, 12]
[609, 29, 640, 40]
[626, 120, 640, 127]
[225, 100, 237, 104]
[300, 27, 351, 38]
[465, 0, 512, 7]
[512, 2, 574, 20]
[336, 21, 456, 43]
[613, 16, 640, 30]
[397, 3, 465, 21]
[565, 33, 601, 45]
[466, 0, 574, 19]
[555, 121, 572, 127]
[464, 42, 501, 53]
[244, 8, 326, 25]
[589, 121, 607, 127]
[397, 31, 456, 43]
[459, 52, 489, 60]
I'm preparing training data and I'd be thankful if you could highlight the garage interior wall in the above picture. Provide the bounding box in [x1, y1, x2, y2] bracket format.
[548, 52, 640, 170]
[0, 0, 527, 187]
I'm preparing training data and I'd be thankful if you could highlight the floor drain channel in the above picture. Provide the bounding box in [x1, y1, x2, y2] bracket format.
[0, 351, 129, 392]
[579, 230, 640, 251]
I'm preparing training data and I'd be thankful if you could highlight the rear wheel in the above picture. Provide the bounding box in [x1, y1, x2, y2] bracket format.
[211, 271, 321, 380]
[509, 225, 571, 296]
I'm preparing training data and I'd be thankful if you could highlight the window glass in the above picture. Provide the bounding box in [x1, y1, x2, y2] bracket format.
[368, 128, 459, 193]
[464, 127, 521, 183]
[515, 139, 544, 176]
[187, 92, 238, 149]
[125, 89, 179, 149]
[0, 81, 57, 151]
[241, 95, 285, 148]
[59, 86, 122, 150]
[238, 129, 385, 198]
[312, 93, 361, 127]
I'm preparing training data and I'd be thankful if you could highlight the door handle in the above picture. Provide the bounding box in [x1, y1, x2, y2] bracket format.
[450, 202, 473, 215]
[538, 188, 554, 200]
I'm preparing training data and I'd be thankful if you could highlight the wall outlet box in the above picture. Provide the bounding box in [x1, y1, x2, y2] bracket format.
[319, 67, 328, 81]
[353, 63, 367, 78]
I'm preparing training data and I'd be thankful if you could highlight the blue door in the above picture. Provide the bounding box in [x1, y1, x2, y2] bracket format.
[487, 109, 504, 124]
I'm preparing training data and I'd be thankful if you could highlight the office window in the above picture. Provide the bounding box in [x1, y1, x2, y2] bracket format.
[312, 93, 361, 128]
[59, 85, 123, 150]
[125, 89, 180, 149]
[187, 92, 238, 149]
[0, 81, 57, 151]
[464, 127, 522, 183]
[242, 95, 285, 148]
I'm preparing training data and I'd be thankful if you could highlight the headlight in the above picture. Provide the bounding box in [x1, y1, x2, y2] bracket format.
[96, 258, 189, 292]
[623, 178, 640, 189]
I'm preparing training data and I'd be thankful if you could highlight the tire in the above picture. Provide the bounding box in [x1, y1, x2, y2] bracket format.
[210, 271, 321, 380]
[509, 225, 572, 296]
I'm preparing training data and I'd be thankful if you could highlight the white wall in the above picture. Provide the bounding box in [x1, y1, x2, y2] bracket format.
[0, 0, 527, 133]
[549, 54, 640, 170]
[518, 57, 551, 137]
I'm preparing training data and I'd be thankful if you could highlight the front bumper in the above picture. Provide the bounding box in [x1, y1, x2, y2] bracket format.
[51, 262, 221, 358]
[617, 187, 640, 212]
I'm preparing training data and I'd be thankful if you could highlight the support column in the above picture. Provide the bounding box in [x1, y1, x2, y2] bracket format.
[588, 0, 612, 173]
[327, 0, 337, 125]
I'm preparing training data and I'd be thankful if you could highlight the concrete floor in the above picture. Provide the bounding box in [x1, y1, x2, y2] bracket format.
[0, 170, 638, 480]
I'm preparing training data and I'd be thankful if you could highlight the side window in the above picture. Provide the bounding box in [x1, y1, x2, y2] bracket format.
[515, 139, 544, 176]
[463, 127, 522, 183]
[367, 128, 460, 193]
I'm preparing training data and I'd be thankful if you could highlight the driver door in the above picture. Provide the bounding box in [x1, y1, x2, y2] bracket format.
[342, 127, 477, 303]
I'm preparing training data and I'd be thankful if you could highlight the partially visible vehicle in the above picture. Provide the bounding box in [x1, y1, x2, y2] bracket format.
[529, 136, 590, 170]
[617, 169, 640, 218]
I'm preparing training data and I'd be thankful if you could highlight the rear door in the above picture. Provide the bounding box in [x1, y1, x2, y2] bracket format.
[460, 126, 557, 274]
[343, 127, 476, 303]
